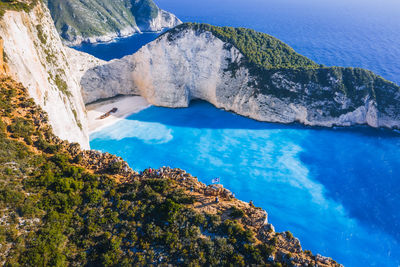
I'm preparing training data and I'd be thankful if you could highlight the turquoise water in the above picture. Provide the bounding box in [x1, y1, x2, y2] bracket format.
[91, 102, 400, 266]
[86, 0, 400, 265]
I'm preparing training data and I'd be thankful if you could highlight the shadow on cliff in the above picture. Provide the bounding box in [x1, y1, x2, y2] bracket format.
[128, 100, 400, 138]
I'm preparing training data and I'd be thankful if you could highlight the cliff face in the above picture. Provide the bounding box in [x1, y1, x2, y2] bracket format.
[81, 29, 245, 105]
[81, 25, 400, 129]
[46, 0, 181, 45]
[0, 2, 102, 148]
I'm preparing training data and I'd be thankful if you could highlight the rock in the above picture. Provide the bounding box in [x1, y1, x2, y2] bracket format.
[0, 2, 99, 148]
[136, 9, 182, 33]
[315, 254, 335, 265]
[82, 25, 400, 130]
[204, 184, 223, 196]
[204, 184, 235, 199]
[264, 223, 275, 233]
[245, 208, 268, 228]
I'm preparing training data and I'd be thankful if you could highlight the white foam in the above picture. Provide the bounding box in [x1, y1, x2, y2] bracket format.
[92, 119, 173, 144]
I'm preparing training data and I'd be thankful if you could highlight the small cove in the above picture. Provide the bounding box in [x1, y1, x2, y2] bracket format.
[82, 0, 400, 265]
[90, 101, 400, 266]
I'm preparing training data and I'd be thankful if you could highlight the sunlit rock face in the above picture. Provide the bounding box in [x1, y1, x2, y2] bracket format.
[81, 27, 400, 129]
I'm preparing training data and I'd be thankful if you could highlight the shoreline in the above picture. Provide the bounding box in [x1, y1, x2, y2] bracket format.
[86, 95, 151, 134]
[68, 28, 169, 47]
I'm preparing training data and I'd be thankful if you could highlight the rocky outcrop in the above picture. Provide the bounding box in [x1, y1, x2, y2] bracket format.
[61, 25, 141, 46]
[135, 8, 182, 33]
[81, 26, 400, 129]
[0, 2, 102, 148]
[133, 167, 340, 266]
[46, 0, 182, 45]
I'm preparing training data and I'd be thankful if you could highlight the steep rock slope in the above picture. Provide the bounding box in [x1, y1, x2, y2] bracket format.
[82, 23, 400, 129]
[46, 0, 182, 45]
[0, 1, 103, 148]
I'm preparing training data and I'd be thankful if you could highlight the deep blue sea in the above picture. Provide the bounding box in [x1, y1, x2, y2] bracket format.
[86, 0, 400, 266]
[73, 32, 161, 61]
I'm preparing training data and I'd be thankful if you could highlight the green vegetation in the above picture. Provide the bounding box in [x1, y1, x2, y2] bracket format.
[229, 206, 245, 219]
[71, 109, 82, 130]
[35, 24, 47, 45]
[3, 50, 7, 64]
[0, 0, 37, 18]
[53, 74, 69, 96]
[168, 23, 318, 70]
[46, 0, 134, 40]
[285, 231, 294, 240]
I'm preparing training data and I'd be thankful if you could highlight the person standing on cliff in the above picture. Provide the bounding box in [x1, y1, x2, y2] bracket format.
[249, 200, 254, 207]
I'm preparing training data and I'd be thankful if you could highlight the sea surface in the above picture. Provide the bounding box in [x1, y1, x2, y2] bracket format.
[87, 0, 400, 266]
[91, 102, 400, 267]
[73, 32, 161, 61]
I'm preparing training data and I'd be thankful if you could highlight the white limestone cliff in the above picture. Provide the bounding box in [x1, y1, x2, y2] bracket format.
[137, 9, 182, 33]
[81, 28, 400, 129]
[63, 26, 141, 47]
[0, 2, 102, 149]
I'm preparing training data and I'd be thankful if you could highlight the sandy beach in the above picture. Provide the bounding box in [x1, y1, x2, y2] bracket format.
[86, 95, 151, 134]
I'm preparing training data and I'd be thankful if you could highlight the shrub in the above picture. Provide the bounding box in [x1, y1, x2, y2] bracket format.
[8, 117, 34, 140]
[0, 119, 6, 137]
[36, 136, 61, 154]
[285, 231, 294, 240]
[0, 188, 24, 205]
[106, 161, 122, 174]
[229, 206, 245, 219]
[157, 199, 183, 222]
